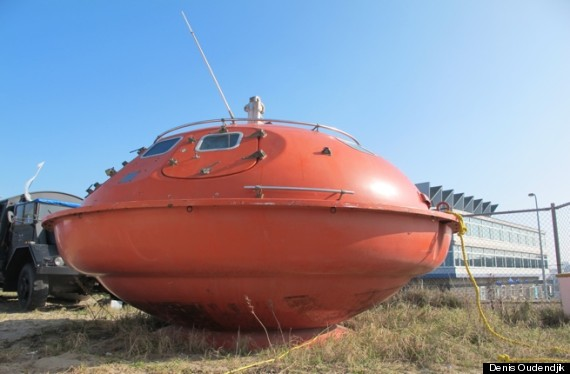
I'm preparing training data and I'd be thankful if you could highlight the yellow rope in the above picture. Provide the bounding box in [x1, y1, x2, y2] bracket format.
[227, 211, 570, 372]
[224, 328, 332, 374]
[449, 211, 570, 363]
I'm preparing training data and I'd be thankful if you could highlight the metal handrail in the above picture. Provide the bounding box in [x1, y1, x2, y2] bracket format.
[244, 185, 355, 200]
[154, 118, 361, 145]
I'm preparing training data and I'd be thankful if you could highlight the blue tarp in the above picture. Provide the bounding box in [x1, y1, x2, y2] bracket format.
[33, 198, 81, 208]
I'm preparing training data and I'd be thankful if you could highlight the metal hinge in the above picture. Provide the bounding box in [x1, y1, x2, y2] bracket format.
[248, 129, 267, 138]
[200, 161, 220, 175]
[243, 149, 267, 160]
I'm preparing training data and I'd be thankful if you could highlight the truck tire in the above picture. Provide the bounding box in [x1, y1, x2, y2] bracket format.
[17, 263, 49, 311]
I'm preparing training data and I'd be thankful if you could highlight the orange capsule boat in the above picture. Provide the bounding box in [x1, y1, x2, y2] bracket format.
[44, 98, 457, 332]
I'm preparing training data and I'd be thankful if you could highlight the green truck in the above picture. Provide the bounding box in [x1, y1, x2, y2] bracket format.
[0, 191, 98, 310]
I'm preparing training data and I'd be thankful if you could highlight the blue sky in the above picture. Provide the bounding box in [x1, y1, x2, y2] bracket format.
[1, 0, 569, 211]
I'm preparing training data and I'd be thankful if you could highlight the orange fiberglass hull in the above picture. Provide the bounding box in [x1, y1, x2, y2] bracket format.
[44, 119, 457, 331]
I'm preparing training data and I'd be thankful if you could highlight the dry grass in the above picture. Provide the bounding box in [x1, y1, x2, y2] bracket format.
[285, 290, 569, 373]
[1, 288, 569, 373]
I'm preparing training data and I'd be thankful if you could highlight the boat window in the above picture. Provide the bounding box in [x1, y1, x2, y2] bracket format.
[196, 132, 243, 152]
[142, 137, 182, 158]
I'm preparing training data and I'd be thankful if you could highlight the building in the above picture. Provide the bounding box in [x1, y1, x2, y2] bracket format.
[416, 183, 547, 298]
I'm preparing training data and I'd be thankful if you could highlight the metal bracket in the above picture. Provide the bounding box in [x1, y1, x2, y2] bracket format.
[253, 186, 264, 198]
[105, 167, 117, 176]
[200, 161, 220, 175]
[321, 147, 332, 156]
[243, 149, 267, 160]
[130, 146, 147, 155]
[248, 129, 267, 139]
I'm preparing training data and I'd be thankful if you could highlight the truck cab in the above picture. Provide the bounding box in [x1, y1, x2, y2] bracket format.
[0, 191, 98, 310]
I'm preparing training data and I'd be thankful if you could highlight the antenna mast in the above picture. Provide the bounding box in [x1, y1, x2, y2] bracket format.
[181, 11, 235, 119]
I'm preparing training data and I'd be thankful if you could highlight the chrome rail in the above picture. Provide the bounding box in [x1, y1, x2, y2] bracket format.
[154, 118, 361, 145]
[244, 185, 355, 200]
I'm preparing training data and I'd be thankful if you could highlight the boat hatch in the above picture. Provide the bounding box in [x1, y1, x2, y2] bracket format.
[196, 132, 243, 152]
[162, 128, 261, 179]
[142, 137, 182, 158]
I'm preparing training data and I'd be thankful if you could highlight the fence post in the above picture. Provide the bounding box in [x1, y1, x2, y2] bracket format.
[551, 203, 562, 274]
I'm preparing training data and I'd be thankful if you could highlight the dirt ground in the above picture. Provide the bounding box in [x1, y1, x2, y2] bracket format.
[0, 292, 237, 374]
[1, 292, 97, 373]
[0, 291, 490, 374]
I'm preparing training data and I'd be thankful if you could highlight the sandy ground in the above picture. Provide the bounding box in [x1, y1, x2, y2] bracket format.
[0, 293, 227, 374]
[0, 292, 96, 373]
[1, 291, 484, 374]
[0, 292, 275, 374]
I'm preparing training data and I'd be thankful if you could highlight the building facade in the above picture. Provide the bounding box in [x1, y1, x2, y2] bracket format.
[416, 183, 547, 297]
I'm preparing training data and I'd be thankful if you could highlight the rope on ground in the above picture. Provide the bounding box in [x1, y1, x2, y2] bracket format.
[448, 211, 570, 363]
[227, 210, 569, 372]
[224, 327, 332, 374]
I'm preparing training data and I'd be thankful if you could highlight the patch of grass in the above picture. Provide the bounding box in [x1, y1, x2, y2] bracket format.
[290, 303, 491, 371]
[1, 288, 569, 373]
[495, 300, 569, 328]
[276, 288, 569, 373]
[388, 286, 466, 309]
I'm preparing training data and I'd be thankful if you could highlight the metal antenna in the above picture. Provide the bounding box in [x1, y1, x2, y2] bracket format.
[181, 11, 235, 119]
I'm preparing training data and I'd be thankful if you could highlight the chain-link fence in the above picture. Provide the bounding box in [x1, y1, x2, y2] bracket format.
[418, 202, 570, 301]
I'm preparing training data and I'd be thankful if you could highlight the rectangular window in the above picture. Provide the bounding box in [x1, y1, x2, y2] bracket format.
[496, 256, 505, 267]
[196, 132, 243, 152]
[481, 226, 490, 239]
[23, 203, 36, 224]
[471, 224, 480, 237]
[14, 205, 24, 225]
[444, 251, 454, 267]
[473, 254, 483, 267]
[142, 137, 182, 158]
[38, 203, 70, 221]
[523, 258, 530, 268]
[514, 233, 521, 244]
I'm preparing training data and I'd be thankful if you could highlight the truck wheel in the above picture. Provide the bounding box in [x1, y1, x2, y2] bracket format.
[17, 263, 49, 311]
